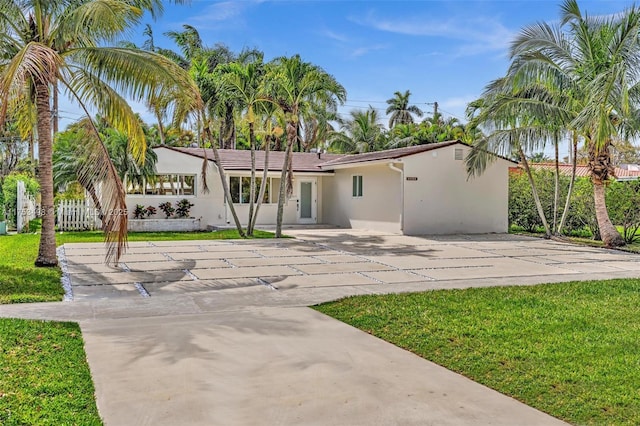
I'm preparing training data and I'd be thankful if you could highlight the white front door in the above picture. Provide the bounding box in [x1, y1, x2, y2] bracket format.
[297, 178, 317, 224]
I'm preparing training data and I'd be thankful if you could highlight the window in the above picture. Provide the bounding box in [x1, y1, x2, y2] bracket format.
[352, 175, 363, 197]
[229, 176, 272, 204]
[126, 174, 195, 196]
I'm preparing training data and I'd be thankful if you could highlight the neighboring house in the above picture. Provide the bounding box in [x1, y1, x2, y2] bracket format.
[126, 141, 514, 234]
[525, 163, 640, 181]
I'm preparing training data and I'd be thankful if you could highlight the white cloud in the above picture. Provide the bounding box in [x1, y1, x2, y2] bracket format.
[320, 28, 349, 43]
[351, 43, 389, 58]
[186, 0, 264, 28]
[352, 12, 515, 57]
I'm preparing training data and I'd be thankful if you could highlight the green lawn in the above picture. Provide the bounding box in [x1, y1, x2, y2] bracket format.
[314, 279, 640, 425]
[0, 228, 276, 425]
[0, 319, 102, 425]
[0, 228, 275, 304]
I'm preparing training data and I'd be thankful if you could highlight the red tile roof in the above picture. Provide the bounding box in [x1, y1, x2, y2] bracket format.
[528, 163, 640, 180]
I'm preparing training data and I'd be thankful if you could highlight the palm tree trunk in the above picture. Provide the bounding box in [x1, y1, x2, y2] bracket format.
[589, 140, 624, 247]
[34, 80, 57, 267]
[275, 122, 295, 238]
[155, 111, 166, 145]
[52, 82, 59, 135]
[518, 145, 552, 237]
[557, 132, 578, 235]
[593, 181, 624, 246]
[247, 121, 256, 235]
[250, 134, 271, 235]
[204, 123, 244, 237]
[552, 132, 559, 233]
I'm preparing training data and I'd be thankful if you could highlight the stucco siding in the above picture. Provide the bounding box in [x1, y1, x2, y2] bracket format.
[126, 148, 223, 230]
[401, 145, 509, 234]
[127, 148, 325, 228]
[322, 164, 401, 233]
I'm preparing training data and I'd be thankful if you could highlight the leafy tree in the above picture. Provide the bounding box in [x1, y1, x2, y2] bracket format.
[385, 90, 423, 128]
[2, 173, 39, 227]
[503, 0, 640, 246]
[0, 0, 195, 265]
[218, 56, 268, 235]
[330, 107, 385, 153]
[264, 55, 346, 237]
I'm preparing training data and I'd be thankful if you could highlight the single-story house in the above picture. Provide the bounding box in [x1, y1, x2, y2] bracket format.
[125, 140, 515, 234]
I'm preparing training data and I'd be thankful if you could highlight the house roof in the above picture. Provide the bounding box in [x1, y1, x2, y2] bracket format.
[159, 140, 513, 173]
[527, 163, 640, 180]
[318, 140, 463, 167]
[160, 146, 344, 173]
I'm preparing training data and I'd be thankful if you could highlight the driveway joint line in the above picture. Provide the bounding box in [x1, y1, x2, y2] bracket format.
[161, 252, 175, 261]
[134, 282, 150, 297]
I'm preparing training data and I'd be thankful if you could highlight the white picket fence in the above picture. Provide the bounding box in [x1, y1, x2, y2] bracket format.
[56, 199, 101, 231]
[16, 180, 37, 233]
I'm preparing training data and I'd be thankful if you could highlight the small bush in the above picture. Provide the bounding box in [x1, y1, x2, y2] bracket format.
[133, 204, 146, 219]
[145, 205, 157, 218]
[175, 199, 194, 218]
[158, 201, 175, 218]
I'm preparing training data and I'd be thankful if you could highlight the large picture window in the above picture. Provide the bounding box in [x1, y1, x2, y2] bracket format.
[126, 174, 196, 196]
[352, 175, 363, 197]
[229, 176, 280, 204]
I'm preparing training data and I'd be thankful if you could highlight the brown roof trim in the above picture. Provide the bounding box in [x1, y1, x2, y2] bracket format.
[319, 141, 480, 168]
[156, 146, 344, 173]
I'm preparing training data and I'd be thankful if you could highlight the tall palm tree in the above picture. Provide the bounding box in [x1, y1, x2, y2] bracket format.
[330, 107, 385, 153]
[264, 55, 346, 237]
[503, 0, 640, 246]
[385, 90, 423, 128]
[0, 0, 195, 265]
[219, 56, 267, 235]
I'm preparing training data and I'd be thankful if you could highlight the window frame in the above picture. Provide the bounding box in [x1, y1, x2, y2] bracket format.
[126, 174, 197, 197]
[352, 175, 363, 198]
[228, 176, 273, 204]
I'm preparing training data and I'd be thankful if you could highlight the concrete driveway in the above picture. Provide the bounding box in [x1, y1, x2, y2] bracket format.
[4, 230, 640, 425]
[59, 229, 640, 303]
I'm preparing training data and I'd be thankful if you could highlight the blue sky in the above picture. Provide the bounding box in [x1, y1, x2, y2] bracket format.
[61, 1, 634, 131]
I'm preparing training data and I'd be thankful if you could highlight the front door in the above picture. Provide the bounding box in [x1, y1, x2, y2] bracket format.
[297, 179, 317, 224]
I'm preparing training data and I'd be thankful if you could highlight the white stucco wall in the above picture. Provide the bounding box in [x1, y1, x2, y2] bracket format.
[401, 145, 510, 234]
[322, 163, 402, 233]
[126, 148, 327, 229]
[126, 148, 223, 230]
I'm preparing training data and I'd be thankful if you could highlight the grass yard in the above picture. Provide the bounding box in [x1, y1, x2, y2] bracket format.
[315, 279, 640, 425]
[0, 228, 275, 304]
[0, 319, 102, 425]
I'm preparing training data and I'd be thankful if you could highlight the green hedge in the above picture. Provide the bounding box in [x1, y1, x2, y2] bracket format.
[509, 169, 640, 242]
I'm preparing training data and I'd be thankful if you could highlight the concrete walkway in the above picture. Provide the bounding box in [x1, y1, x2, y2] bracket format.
[3, 230, 639, 425]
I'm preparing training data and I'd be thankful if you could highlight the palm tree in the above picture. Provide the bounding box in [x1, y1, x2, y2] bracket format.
[385, 90, 423, 128]
[264, 55, 346, 237]
[330, 107, 385, 153]
[0, 0, 195, 265]
[219, 56, 268, 235]
[502, 0, 640, 246]
[465, 81, 556, 238]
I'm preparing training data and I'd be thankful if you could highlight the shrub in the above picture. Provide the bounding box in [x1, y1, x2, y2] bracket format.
[158, 201, 175, 218]
[175, 199, 194, 218]
[133, 204, 146, 219]
[2, 173, 39, 226]
[606, 179, 640, 243]
[145, 205, 157, 218]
